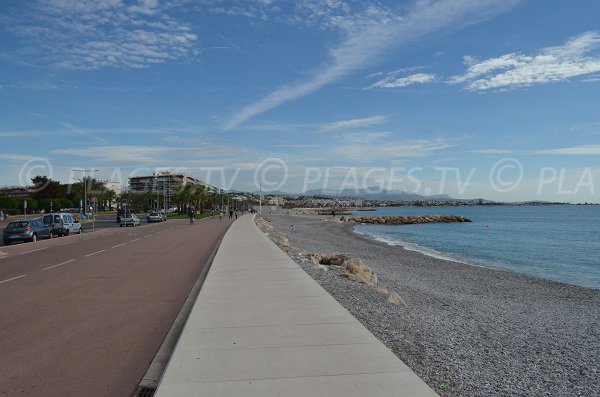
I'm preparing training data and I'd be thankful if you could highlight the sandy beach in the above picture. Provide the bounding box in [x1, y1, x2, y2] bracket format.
[259, 214, 599, 397]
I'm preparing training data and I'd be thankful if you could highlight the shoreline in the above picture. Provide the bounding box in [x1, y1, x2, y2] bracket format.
[349, 222, 599, 291]
[260, 214, 600, 397]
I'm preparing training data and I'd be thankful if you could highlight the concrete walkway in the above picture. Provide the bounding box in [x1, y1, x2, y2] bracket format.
[155, 214, 438, 397]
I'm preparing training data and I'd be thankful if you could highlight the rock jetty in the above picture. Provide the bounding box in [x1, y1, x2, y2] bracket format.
[293, 208, 352, 216]
[339, 215, 471, 224]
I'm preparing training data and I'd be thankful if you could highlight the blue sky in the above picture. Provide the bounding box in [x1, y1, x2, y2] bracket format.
[1, 0, 599, 202]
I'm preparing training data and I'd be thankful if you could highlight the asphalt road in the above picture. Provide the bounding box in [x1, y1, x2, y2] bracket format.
[0, 215, 233, 396]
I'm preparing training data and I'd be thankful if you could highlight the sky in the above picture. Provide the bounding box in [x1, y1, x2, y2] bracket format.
[1, 0, 599, 202]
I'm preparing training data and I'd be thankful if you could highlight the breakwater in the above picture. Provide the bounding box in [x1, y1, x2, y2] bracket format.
[340, 215, 472, 224]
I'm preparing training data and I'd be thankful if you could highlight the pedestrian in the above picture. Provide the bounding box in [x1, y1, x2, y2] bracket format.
[229, 210, 233, 219]
[0, 210, 4, 221]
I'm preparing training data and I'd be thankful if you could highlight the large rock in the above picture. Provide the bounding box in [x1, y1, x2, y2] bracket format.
[320, 253, 351, 267]
[343, 258, 378, 286]
[387, 291, 406, 306]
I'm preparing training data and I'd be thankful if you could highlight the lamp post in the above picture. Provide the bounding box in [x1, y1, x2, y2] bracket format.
[72, 168, 98, 217]
[259, 180, 262, 215]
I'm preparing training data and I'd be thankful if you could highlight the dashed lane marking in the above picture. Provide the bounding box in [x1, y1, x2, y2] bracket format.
[43, 259, 75, 271]
[84, 249, 105, 257]
[130, 238, 141, 243]
[111, 243, 128, 249]
[20, 247, 49, 255]
[0, 274, 26, 285]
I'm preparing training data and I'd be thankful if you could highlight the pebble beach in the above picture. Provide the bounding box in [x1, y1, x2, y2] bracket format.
[259, 214, 599, 397]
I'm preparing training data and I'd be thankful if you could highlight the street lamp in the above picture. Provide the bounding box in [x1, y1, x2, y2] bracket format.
[72, 168, 98, 217]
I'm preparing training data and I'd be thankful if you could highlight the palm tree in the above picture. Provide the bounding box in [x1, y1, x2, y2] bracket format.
[191, 184, 206, 214]
[104, 189, 117, 211]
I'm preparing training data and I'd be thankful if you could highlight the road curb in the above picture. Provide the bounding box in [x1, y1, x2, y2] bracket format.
[130, 235, 224, 397]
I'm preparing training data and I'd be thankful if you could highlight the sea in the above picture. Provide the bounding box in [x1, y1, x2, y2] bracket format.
[352, 205, 600, 289]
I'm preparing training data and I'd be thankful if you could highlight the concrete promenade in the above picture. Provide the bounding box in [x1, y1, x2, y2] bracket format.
[155, 214, 438, 396]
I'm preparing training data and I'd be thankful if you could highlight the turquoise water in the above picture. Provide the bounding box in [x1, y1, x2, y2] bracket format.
[353, 205, 600, 289]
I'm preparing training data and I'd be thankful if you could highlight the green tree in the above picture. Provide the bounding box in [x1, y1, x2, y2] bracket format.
[191, 184, 206, 213]
[31, 176, 66, 201]
[0, 196, 19, 212]
[19, 198, 38, 214]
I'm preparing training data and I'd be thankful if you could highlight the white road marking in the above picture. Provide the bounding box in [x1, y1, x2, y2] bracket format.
[111, 243, 127, 249]
[0, 274, 26, 285]
[20, 247, 49, 255]
[144, 234, 153, 238]
[83, 236, 98, 241]
[58, 241, 76, 246]
[84, 249, 105, 257]
[43, 259, 75, 271]
[130, 238, 141, 243]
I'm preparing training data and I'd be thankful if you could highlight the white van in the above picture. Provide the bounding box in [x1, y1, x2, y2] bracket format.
[42, 213, 82, 237]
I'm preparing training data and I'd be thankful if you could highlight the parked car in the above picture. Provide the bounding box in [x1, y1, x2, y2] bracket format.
[146, 211, 166, 223]
[42, 212, 82, 237]
[120, 212, 141, 227]
[3, 220, 52, 245]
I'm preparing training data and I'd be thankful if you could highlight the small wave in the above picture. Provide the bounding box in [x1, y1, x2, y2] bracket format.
[354, 228, 469, 265]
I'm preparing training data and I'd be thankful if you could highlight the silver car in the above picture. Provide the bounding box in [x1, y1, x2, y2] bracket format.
[120, 212, 141, 227]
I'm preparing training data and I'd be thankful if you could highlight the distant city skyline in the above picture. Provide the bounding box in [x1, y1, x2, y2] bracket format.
[1, 0, 599, 202]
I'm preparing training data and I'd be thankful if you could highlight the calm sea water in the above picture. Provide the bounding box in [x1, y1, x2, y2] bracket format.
[352, 205, 600, 289]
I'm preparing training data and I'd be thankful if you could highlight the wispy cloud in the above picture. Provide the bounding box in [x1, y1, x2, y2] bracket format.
[451, 31, 600, 91]
[471, 149, 514, 154]
[225, 0, 521, 129]
[537, 145, 600, 155]
[320, 115, 387, 131]
[5, 0, 198, 70]
[330, 138, 454, 163]
[366, 73, 436, 89]
[48, 143, 259, 167]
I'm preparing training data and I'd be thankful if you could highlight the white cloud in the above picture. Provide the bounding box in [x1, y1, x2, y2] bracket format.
[50, 146, 170, 164]
[471, 149, 514, 154]
[452, 31, 600, 91]
[6, 0, 198, 70]
[537, 145, 600, 155]
[320, 115, 388, 131]
[366, 73, 436, 89]
[342, 132, 391, 144]
[224, 0, 521, 129]
[330, 138, 454, 163]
